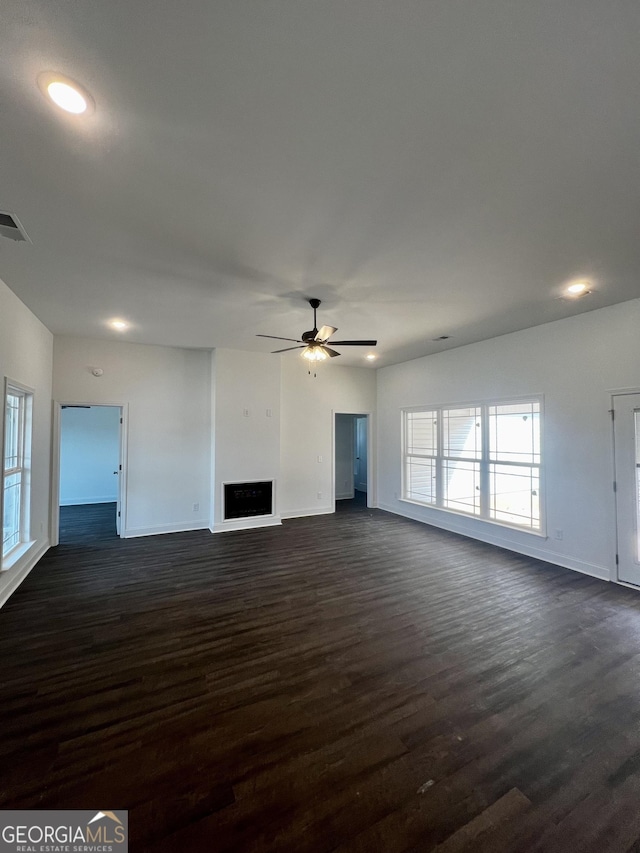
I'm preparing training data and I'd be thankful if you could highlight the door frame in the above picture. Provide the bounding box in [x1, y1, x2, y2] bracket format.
[50, 400, 129, 546]
[610, 387, 640, 585]
[332, 410, 375, 508]
[354, 415, 368, 493]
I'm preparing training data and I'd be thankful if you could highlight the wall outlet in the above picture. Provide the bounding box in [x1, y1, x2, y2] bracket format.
[317, 491, 322, 499]
[193, 503, 200, 513]
[317, 455, 323, 463]
[242, 408, 250, 417]
[266, 408, 272, 418]
[554, 529, 563, 540]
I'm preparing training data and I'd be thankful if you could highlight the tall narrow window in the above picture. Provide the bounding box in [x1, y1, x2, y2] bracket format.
[403, 398, 542, 533]
[405, 410, 437, 504]
[442, 406, 482, 515]
[2, 383, 33, 561]
[488, 401, 540, 530]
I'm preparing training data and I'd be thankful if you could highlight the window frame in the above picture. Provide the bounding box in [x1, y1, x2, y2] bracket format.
[402, 396, 545, 536]
[2, 379, 34, 565]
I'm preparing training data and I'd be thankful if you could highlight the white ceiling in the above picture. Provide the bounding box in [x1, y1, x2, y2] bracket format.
[1, 1, 639, 367]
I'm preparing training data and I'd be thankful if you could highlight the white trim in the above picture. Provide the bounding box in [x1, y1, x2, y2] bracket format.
[1, 539, 35, 571]
[401, 392, 547, 414]
[221, 478, 276, 523]
[281, 506, 335, 520]
[332, 410, 375, 508]
[51, 401, 129, 545]
[379, 501, 610, 582]
[0, 539, 50, 610]
[611, 391, 640, 586]
[60, 496, 119, 506]
[606, 386, 640, 395]
[2, 379, 34, 563]
[398, 498, 547, 538]
[401, 396, 545, 537]
[611, 391, 621, 583]
[123, 521, 210, 538]
[613, 578, 640, 592]
[211, 516, 282, 534]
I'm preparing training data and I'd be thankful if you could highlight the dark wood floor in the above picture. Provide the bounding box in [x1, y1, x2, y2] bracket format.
[59, 501, 117, 544]
[2, 504, 640, 852]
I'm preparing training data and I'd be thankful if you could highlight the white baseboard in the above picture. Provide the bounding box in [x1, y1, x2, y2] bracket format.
[0, 539, 50, 609]
[123, 521, 210, 539]
[336, 491, 354, 501]
[378, 502, 611, 582]
[211, 515, 282, 534]
[280, 506, 335, 520]
[60, 496, 118, 506]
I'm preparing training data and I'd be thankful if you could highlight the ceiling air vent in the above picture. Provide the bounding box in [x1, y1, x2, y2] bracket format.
[0, 212, 31, 243]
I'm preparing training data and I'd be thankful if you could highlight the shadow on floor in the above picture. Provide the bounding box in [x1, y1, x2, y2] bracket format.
[58, 502, 118, 544]
[335, 489, 368, 513]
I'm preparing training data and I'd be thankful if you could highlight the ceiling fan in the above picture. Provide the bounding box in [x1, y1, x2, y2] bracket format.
[257, 298, 377, 363]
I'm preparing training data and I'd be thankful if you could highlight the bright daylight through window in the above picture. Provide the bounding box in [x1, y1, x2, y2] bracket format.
[403, 399, 542, 532]
[2, 384, 33, 561]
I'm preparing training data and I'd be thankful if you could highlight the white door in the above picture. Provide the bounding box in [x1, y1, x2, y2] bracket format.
[115, 407, 124, 536]
[355, 416, 368, 493]
[613, 393, 640, 585]
[115, 462, 121, 535]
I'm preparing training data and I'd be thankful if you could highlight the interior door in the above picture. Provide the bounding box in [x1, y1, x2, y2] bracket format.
[115, 466, 121, 535]
[355, 416, 368, 493]
[115, 408, 123, 536]
[613, 393, 640, 585]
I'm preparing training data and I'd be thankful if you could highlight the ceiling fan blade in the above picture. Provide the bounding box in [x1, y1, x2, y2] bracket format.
[322, 347, 341, 358]
[315, 325, 338, 342]
[271, 345, 306, 354]
[257, 334, 303, 343]
[329, 340, 377, 346]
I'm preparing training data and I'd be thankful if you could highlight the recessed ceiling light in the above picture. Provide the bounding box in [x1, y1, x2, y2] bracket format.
[366, 353, 377, 361]
[37, 72, 95, 115]
[565, 280, 591, 296]
[109, 319, 129, 331]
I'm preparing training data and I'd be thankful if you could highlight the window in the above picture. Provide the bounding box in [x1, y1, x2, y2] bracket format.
[2, 383, 33, 561]
[403, 398, 542, 532]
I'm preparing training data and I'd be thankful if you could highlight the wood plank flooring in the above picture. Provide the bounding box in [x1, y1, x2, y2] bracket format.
[2, 504, 640, 851]
[59, 501, 117, 544]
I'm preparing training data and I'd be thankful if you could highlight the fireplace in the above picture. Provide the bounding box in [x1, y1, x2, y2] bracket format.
[223, 480, 273, 520]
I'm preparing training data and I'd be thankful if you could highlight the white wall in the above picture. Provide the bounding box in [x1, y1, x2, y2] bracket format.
[0, 278, 53, 606]
[211, 349, 281, 531]
[280, 358, 376, 517]
[60, 406, 121, 505]
[53, 336, 211, 537]
[377, 298, 640, 582]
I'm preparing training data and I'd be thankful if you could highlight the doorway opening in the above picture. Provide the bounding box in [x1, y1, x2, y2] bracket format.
[613, 392, 640, 585]
[53, 403, 127, 545]
[334, 413, 370, 512]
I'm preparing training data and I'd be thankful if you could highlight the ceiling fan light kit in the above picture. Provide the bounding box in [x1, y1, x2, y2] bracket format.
[257, 298, 377, 376]
[302, 346, 328, 362]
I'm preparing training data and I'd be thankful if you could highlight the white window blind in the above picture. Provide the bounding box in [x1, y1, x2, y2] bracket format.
[3, 385, 32, 559]
[405, 411, 437, 504]
[403, 399, 542, 532]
